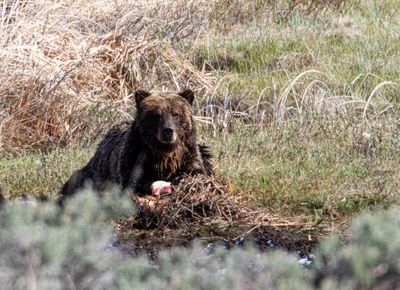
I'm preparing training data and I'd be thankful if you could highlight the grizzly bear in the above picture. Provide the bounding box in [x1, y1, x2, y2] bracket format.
[58, 89, 212, 205]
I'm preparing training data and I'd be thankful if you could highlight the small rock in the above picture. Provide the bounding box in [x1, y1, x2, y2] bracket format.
[105, 241, 119, 252]
[298, 254, 315, 268]
[253, 236, 262, 244]
[266, 239, 275, 248]
[205, 243, 215, 254]
[224, 241, 231, 250]
[298, 258, 312, 267]
[234, 236, 245, 246]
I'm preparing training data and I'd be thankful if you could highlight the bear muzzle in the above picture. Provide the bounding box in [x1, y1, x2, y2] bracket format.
[159, 127, 177, 144]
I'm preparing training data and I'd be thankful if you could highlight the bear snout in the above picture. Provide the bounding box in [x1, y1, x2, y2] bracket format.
[163, 127, 173, 138]
[159, 127, 176, 144]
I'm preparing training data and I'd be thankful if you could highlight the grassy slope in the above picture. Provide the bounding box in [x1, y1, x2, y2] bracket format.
[192, 0, 400, 99]
[205, 116, 399, 216]
[1, 0, 399, 234]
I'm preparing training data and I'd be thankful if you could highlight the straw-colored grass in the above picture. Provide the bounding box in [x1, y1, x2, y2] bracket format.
[0, 0, 214, 151]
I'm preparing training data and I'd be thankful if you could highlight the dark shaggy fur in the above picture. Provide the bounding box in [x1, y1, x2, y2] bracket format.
[58, 89, 212, 205]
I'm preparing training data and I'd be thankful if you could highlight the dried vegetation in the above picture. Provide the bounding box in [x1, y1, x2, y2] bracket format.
[125, 175, 312, 229]
[0, 0, 213, 151]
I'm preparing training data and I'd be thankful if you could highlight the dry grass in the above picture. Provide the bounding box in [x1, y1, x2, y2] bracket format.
[0, 0, 213, 151]
[195, 72, 398, 134]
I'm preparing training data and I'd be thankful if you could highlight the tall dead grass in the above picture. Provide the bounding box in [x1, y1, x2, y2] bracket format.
[197, 71, 399, 132]
[0, 0, 213, 151]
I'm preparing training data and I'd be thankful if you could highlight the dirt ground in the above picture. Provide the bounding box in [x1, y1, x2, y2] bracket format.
[116, 222, 318, 259]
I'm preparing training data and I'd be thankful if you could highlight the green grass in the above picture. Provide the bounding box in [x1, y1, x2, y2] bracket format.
[191, 0, 400, 101]
[189, 0, 400, 222]
[0, 146, 93, 199]
[202, 114, 399, 216]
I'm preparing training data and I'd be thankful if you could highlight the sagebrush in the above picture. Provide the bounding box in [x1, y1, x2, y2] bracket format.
[1, 191, 400, 289]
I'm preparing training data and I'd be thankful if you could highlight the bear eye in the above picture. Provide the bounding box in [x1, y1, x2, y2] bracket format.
[150, 112, 162, 122]
[172, 112, 180, 119]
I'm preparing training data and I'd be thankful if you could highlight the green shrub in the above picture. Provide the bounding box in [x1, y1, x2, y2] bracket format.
[1, 191, 400, 289]
[313, 209, 400, 289]
[0, 188, 134, 289]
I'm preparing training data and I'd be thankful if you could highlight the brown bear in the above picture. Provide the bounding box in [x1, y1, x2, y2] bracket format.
[58, 89, 212, 205]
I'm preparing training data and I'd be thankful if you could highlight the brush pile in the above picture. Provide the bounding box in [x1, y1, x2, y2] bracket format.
[118, 175, 311, 231]
[115, 175, 318, 256]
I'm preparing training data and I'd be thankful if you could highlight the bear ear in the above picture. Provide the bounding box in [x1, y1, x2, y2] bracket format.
[135, 90, 151, 105]
[178, 89, 194, 105]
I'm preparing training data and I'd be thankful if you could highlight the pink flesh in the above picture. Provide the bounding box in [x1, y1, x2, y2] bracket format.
[151, 184, 172, 196]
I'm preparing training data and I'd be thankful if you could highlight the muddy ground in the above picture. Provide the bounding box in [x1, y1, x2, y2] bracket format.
[116, 222, 318, 259]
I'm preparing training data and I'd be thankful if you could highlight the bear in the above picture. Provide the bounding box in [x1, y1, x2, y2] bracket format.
[58, 89, 213, 205]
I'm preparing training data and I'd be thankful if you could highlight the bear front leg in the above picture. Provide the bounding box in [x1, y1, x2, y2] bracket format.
[188, 161, 207, 176]
[123, 149, 148, 194]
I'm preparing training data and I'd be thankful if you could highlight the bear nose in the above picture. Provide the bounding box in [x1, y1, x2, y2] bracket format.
[162, 127, 174, 139]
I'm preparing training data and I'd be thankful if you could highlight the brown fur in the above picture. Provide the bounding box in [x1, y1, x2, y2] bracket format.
[58, 89, 213, 205]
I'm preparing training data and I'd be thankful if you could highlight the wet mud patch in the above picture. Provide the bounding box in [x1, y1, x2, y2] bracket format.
[114, 175, 319, 257]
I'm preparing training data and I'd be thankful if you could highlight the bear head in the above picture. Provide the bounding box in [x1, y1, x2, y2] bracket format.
[134, 89, 196, 153]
